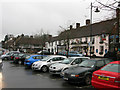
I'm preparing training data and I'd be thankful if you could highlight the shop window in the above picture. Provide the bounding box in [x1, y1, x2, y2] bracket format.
[99, 36, 103, 44]
[99, 46, 104, 55]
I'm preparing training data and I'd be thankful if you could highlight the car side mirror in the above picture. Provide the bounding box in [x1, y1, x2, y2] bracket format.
[47, 60, 52, 63]
[47, 60, 51, 62]
[72, 62, 76, 65]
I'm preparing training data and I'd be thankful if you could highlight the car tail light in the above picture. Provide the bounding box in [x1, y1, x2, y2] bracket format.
[26, 60, 30, 62]
[92, 73, 98, 79]
[115, 77, 120, 83]
[75, 75, 79, 77]
[11, 56, 13, 59]
[16, 57, 19, 59]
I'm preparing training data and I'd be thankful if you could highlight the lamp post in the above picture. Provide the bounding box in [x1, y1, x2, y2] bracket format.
[117, 2, 120, 46]
[90, 3, 100, 57]
[115, 2, 120, 60]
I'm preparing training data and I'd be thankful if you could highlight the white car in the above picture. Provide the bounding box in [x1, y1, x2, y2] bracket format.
[49, 57, 90, 75]
[32, 55, 66, 72]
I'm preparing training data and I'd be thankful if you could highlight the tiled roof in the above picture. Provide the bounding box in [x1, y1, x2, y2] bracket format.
[54, 18, 116, 41]
[15, 36, 42, 45]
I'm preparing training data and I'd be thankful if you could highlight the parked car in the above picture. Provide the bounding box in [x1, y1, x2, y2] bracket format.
[62, 58, 113, 85]
[1, 51, 20, 60]
[49, 57, 90, 75]
[24, 55, 47, 68]
[58, 51, 83, 57]
[32, 55, 66, 72]
[13, 53, 30, 64]
[104, 51, 117, 61]
[37, 50, 53, 55]
[92, 61, 120, 89]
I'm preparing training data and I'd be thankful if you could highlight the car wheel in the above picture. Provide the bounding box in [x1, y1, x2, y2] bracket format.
[85, 75, 91, 85]
[18, 60, 22, 65]
[41, 66, 48, 72]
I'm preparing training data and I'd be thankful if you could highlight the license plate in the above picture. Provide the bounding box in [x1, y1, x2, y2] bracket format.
[64, 77, 68, 80]
[98, 76, 109, 81]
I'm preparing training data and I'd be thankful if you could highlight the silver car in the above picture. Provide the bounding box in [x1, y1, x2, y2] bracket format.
[49, 57, 90, 75]
[32, 55, 66, 72]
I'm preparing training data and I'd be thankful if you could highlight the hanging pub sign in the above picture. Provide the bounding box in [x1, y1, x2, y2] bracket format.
[102, 34, 106, 41]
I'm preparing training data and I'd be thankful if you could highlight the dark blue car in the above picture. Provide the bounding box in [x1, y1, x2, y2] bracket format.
[24, 55, 47, 68]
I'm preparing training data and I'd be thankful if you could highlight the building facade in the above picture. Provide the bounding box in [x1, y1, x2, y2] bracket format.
[45, 19, 117, 57]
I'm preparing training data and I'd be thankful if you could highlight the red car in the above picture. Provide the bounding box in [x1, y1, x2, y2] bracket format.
[92, 61, 120, 89]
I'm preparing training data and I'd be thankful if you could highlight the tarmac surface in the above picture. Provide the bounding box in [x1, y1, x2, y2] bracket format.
[1, 60, 94, 88]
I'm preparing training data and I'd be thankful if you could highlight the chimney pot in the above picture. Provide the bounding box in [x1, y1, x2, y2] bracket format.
[70, 25, 73, 30]
[76, 23, 80, 29]
[86, 19, 90, 25]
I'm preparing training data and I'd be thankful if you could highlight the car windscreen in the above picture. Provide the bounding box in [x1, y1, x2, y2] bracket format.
[13, 53, 19, 56]
[69, 51, 78, 54]
[41, 56, 51, 61]
[61, 58, 73, 64]
[6, 53, 10, 55]
[101, 64, 120, 73]
[26, 56, 31, 59]
[79, 60, 96, 68]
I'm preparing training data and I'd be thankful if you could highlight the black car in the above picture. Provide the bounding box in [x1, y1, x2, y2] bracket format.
[1, 51, 20, 60]
[62, 58, 113, 85]
[38, 50, 53, 55]
[13, 53, 30, 64]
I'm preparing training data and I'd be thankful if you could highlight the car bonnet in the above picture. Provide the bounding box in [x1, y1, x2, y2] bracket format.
[65, 66, 91, 75]
[51, 63, 67, 69]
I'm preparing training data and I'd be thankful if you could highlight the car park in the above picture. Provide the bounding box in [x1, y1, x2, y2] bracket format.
[62, 58, 113, 85]
[13, 53, 30, 64]
[49, 57, 90, 75]
[92, 61, 120, 89]
[24, 55, 47, 68]
[1, 51, 20, 60]
[32, 55, 66, 72]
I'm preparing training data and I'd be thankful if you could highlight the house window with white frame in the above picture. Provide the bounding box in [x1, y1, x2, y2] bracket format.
[92, 37, 95, 44]
[80, 38, 82, 43]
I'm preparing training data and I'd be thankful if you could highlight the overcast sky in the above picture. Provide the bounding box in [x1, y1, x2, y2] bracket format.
[0, 0, 117, 41]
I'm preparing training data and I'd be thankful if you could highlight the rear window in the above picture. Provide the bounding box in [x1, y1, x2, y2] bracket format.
[101, 64, 120, 73]
[26, 56, 31, 59]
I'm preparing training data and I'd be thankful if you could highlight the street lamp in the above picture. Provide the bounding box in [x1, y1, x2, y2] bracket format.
[117, 2, 120, 44]
[90, 2, 100, 57]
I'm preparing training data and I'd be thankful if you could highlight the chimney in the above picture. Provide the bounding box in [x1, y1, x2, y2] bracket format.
[70, 25, 73, 30]
[30, 35, 33, 38]
[86, 19, 90, 25]
[76, 23, 80, 29]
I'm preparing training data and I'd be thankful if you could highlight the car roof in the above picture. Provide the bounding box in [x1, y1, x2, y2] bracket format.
[47, 55, 66, 58]
[10, 51, 20, 52]
[109, 61, 120, 64]
[31, 55, 47, 57]
[69, 57, 90, 59]
[87, 58, 113, 61]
